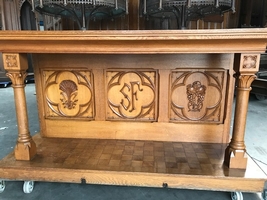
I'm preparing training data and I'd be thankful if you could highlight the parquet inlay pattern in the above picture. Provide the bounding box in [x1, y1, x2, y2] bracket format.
[5, 135, 227, 176]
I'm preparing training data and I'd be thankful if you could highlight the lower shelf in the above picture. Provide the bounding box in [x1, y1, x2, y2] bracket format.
[0, 134, 266, 193]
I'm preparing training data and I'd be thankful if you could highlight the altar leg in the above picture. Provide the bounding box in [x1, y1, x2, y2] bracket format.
[224, 53, 260, 169]
[3, 53, 36, 160]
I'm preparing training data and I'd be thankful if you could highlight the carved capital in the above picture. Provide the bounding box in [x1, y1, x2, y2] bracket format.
[236, 74, 256, 88]
[6, 71, 27, 86]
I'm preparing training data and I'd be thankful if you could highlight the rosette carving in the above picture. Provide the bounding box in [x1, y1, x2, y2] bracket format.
[5, 54, 18, 68]
[242, 55, 257, 69]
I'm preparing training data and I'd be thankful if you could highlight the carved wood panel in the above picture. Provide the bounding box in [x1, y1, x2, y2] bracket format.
[106, 69, 158, 121]
[42, 69, 95, 119]
[170, 69, 227, 123]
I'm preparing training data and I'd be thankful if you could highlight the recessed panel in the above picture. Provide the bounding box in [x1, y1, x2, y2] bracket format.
[42, 69, 95, 119]
[106, 69, 158, 121]
[170, 69, 227, 123]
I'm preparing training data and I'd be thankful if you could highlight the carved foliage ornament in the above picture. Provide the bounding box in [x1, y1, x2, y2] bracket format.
[186, 81, 206, 112]
[237, 75, 257, 88]
[44, 70, 94, 118]
[106, 70, 157, 121]
[59, 80, 78, 110]
[242, 55, 257, 69]
[5, 54, 18, 68]
[6, 71, 27, 85]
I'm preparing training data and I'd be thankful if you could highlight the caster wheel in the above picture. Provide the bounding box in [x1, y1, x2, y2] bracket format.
[263, 189, 267, 200]
[23, 181, 34, 194]
[231, 192, 243, 200]
[0, 180, 5, 193]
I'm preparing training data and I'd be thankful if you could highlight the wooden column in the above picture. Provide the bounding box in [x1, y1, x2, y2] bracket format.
[224, 53, 260, 169]
[3, 53, 36, 160]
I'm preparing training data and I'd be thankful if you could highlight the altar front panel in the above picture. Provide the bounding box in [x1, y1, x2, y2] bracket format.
[33, 53, 234, 143]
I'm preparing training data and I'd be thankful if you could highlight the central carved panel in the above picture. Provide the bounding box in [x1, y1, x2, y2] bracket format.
[170, 69, 226, 123]
[43, 70, 94, 119]
[106, 70, 158, 121]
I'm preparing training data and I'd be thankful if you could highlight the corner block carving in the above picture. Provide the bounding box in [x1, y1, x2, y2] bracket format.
[43, 70, 95, 119]
[170, 69, 226, 123]
[106, 69, 158, 121]
[5, 54, 18, 68]
[242, 55, 257, 69]
[239, 54, 260, 73]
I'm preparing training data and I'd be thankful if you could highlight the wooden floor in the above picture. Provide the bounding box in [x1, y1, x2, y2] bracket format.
[0, 134, 266, 193]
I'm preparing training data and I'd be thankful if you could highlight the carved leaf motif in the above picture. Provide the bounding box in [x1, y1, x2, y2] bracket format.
[6, 71, 27, 85]
[59, 80, 78, 109]
[237, 75, 256, 88]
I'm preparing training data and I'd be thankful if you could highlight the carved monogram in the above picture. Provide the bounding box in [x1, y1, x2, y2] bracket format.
[43, 70, 94, 118]
[170, 70, 226, 123]
[59, 80, 78, 110]
[186, 81, 206, 112]
[5, 54, 18, 68]
[243, 55, 257, 69]
[106, 70, 157, 121]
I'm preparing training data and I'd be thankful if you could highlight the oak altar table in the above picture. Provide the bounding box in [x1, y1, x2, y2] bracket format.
[0, 29, 266, 197]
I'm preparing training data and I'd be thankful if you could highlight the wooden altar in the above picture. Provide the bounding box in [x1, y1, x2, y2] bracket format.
[0, 29, 266, 196]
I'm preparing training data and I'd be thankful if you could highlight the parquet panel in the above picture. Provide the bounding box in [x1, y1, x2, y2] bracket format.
[3, 134, 227, 176]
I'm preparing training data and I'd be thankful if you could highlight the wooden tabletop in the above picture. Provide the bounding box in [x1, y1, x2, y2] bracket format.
[0, 29, 266, 54]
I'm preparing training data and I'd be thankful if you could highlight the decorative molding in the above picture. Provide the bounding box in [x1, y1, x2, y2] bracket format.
[5, 54, 18, 68]
[242, 55, 257, 69]
[43, 70, 94, 119]
[106, 70, 158, 121]
[170, 70, 226, 123]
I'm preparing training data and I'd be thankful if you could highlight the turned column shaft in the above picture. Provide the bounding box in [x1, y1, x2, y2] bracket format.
[230, 87, 251, 149]
[13, 85, 32, 143]
[3, 53, 36, 160]
[224, 53, 260, 169]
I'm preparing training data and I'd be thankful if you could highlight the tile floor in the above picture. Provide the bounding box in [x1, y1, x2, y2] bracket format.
[0, 83, 266, 200]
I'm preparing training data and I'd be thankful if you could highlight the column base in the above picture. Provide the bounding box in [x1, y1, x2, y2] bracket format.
[14, 140, 37, 161]
[224, 146, 248, 169]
